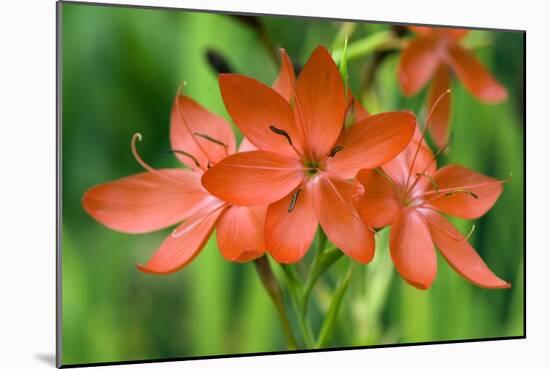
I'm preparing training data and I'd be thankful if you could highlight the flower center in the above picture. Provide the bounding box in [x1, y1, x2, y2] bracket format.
[304, 161, 321, 176]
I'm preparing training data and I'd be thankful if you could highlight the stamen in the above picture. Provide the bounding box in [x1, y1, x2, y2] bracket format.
[193, 132, 229, 151]
[288, 189, 301, 213]
[166, 149, 201, 168]
[444, 189, 479, 199]
[131, 133, 183, 184]
[405, 134, 454, 196]
[416, 173, 439, 192]
[403, 89, 451, 193]
[270, 125, 293, 146]
[329, 145, 344, 157]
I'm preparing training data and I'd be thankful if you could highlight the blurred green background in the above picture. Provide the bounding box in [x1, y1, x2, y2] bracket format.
[60, 2, 525, 366]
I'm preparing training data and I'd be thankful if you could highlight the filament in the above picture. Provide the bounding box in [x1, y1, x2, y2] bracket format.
[415, 172, 439, 193]
[412, 187, 480, 209]
[406, 133, 453, 194]
[175, 82, 216, 165]
[172, 204, 227, 238]
[420, 212, 477, 242]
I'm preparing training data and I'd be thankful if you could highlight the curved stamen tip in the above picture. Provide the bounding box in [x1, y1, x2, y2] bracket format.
[416, 172, 439, 192]
[133, 132, 143, 142]
[464, 224, 476, 241]
[329, 145, 344, 158]
[270, 125, 293, 146]
[448, 224, 476, 242]
[176, 80, 188, 96]
[168, 149, 201, 168]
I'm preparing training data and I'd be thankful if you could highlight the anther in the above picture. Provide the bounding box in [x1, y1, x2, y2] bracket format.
[444, 189, 478, 199]
[329, 145, 344, 158]
[193, 132, 228, 148]
[288, 189, 301, 213]
[270, 125, 293, 146]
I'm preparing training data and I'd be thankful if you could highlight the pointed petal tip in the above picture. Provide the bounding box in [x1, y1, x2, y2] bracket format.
[404, 278, 433, 290]
[136, 263, 169, 275]
[234, 250, 265, 263]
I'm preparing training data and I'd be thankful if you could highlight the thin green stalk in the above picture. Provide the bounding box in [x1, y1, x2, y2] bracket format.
[301, 247, 343, 319]
[254, 256, 298, 350]
[316, 263, 357, 348]
[332, 22, 357, 49]
[332, 30, 396, 64]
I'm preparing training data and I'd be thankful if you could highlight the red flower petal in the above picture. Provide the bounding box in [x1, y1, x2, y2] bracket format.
[427, 65, 452, 149]
[425, 211, 510, 288]
[446, 44, 508, 103]
[356, 169, 400, 229]
[390, 208, 437, 289]
[272, 48, 296, 103]
[427, 164, 503, 219]
[238, 137, 257, 153]
[265, 180, 318, 263]
[432, 27, 469, 41]
[82, 169, 212, 234]
[201, 150, 305, 206]
[313, 174, 375, 263]
[408, 26, 433, 37]
[326, 112, 416, 178]
[216, 205, 266, 262]
[171, 95, 236, 169]
[295, 46, 347, 159]
[398, 37, 441, 96]
[219, 74, 304, 156]
[137, 204, 226, 275]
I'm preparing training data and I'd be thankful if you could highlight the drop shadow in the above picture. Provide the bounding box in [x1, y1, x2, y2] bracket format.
[34, 353, 56, 367]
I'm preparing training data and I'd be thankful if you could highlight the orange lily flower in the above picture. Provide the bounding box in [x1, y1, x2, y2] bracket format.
[398, 26, 508, 148]
[82, 91, 272, 274]
[202, 46, 416, 264]
[356, 106, 510, 289]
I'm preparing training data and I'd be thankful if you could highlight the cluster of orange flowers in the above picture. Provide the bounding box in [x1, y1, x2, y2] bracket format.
[83, 28, 509, 290]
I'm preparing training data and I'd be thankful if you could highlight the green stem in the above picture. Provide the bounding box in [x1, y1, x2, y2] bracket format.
[332, 30, 398, 64]
[316, 263, 357, 348]
[254, 256, 298, 350]
[280, 265, 315, 348]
